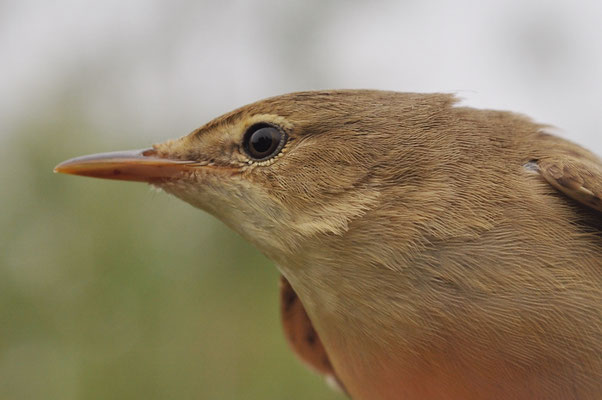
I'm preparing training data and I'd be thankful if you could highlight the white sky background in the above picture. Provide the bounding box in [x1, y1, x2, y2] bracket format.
[1, 0, 601, 152]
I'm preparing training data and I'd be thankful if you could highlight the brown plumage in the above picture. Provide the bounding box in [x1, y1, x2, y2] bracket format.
[55, 90, 602, 399]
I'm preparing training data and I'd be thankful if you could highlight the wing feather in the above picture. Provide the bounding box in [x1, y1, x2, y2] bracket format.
[538, 157, 602, 213]
[279, 275, 345, 393]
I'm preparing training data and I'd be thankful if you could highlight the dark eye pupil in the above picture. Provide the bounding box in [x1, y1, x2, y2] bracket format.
[244, 125, 285, 160]
[251, 129, 275, 153]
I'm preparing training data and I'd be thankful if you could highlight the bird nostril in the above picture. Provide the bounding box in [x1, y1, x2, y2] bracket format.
[142, 148, 158, 157]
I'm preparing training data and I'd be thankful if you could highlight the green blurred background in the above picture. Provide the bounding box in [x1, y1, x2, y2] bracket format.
[1, 1, 601, 399]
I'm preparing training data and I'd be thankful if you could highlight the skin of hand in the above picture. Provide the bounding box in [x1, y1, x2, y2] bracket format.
[55, 90, 602, 400]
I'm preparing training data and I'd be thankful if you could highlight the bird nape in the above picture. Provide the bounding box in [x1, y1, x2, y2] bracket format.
[55, 90, 602, 400]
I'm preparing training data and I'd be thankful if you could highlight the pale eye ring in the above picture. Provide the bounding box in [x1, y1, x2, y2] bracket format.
[243, 123, 287, 161]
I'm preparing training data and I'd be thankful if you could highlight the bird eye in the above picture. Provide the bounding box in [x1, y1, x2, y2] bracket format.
[243, 123, 287, 161]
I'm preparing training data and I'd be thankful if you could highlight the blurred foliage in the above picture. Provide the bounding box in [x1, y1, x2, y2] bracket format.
[0, 108, 344, 399]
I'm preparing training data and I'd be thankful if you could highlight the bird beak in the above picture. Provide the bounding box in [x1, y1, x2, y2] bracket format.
[54, 148, 197, 183]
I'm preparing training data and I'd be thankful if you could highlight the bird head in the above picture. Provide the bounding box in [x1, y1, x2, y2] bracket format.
[55, 90, 454, 261]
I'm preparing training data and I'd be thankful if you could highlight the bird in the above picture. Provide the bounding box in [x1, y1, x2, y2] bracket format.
[55, 90, 602, 400]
